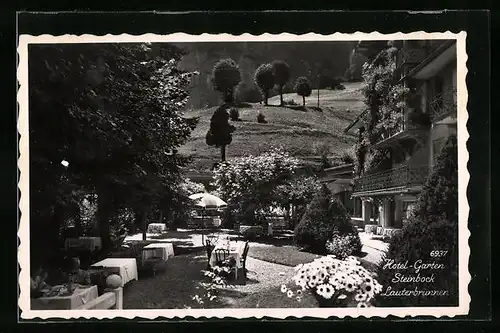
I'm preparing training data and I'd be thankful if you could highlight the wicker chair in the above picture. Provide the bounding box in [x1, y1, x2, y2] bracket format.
[213, 248, 230, 266]
[205, 239, 215, 270]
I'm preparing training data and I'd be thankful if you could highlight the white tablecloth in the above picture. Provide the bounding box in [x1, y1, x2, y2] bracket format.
[147, 223, 166, 234]
[31, 285, 98, 310]
[142, 243, 175, 261]
[65, 237, 102, 251]
[209, 241, 246, 268]
[91, 258, 138, 287]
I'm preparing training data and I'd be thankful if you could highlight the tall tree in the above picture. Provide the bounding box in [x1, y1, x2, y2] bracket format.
[272, 60, 291, 106]
[29, 43, 198, 257]
[205, 105, 236, 161]
[294, 76, 312, 107]
[211, 58, 242, 104]
[254, 63, 274, 105]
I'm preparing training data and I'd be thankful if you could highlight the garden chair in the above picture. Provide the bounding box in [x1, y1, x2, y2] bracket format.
[239, 241, 250, 280]
[213, 248, 230, 266]
[213, 248, 237, 280]
[205, 239, 215, 270]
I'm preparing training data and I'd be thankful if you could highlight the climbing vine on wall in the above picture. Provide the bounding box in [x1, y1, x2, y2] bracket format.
[355, 45, 411, 175]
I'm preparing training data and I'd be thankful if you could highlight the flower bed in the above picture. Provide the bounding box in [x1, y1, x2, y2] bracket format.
[281, 255, 382, 307]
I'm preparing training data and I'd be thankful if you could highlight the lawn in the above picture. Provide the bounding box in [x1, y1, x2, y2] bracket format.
[178, 82, 365, 171]
[248, 242, 379, 272]
[248, 245, 321, 267]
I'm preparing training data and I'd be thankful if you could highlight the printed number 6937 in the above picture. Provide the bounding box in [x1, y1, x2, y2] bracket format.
[430, 250, 448, 257]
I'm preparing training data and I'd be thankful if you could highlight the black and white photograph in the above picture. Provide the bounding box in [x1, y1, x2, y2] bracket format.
[17, 31, 469, 319]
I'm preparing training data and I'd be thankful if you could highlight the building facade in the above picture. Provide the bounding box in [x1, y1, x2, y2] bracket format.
[345, 39, 457, 236]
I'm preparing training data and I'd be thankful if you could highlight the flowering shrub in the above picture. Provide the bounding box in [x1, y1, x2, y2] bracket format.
[191, 265, 233, 308]
[282, 256, 382, 307]
[326, 233, 362, 260]
[213, 147, 299, 224]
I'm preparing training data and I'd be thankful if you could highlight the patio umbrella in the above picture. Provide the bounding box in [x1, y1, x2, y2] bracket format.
[188, 193, 227, 244]
[188, 193, 227, 209]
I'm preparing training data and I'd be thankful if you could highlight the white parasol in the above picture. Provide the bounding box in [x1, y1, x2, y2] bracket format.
[188, 192, 227, 245]
[188, 192, 227, 209]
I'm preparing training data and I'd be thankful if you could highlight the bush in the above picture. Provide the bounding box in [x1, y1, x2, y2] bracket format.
[294, 185, 357, 254]
[229, 107, 240, 121]
[326, 232, 362, 259]
[257, 112, 267, 123]
[376, 135, 458, 307]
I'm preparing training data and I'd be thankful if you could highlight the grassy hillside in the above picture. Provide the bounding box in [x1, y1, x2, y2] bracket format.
[179, 82, 365, 172]
[176, 41, 355, 108]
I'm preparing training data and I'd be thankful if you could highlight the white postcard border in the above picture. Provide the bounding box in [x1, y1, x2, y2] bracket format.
[17, 31, 470, 320]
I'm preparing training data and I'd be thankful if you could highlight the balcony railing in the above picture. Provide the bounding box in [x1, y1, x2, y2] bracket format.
[353, 165, 429, 194]
[429, 88, 457, 122]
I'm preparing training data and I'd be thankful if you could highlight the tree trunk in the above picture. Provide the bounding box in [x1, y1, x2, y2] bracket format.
[158, 210, 163, 224]
[225, 90, 234, 104]
[264, 91, 269, 106]
[132, 208, 143, 234]
[302, 96, 305, 107]
[220, 145, 226, 161]
[279, 86, 284, 106]
[97, 193, 112, 250]
[142, 210, 148, 241]
[291, 204, 297, 228]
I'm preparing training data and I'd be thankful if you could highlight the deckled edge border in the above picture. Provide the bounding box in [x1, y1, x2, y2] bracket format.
[17, 31, 470, 320]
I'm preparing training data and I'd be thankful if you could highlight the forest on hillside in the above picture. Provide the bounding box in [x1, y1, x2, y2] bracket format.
[175, 41, 364, 108]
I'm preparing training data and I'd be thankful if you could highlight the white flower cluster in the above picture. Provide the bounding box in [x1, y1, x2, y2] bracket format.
[282, 255, 383, 308]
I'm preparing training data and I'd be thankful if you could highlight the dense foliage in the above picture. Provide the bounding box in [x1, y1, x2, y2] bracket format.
[29, 43, 198, 266]
[294, 185, 359, 254]
[326, 232, 363, 259]
[353, 46, 413, 176]
[271, 60, 291, 106]
[213, 147, 299, 225]
[254, 63, 275, 105]
[294, 76, 312, 107]
[211, 58, 242, 103]
[376, 135, 458, 306]
[205, 105, 236, 161]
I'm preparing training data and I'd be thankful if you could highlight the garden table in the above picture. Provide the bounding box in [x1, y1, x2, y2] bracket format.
[141, 243, 175, 261]
[147, 223, 166, 234]
[209, 241, 246, 269]
[90, 258, 138, 287]
[31, 285, 98, 310]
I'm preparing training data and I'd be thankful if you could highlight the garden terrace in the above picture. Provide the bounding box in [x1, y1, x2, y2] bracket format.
[352, 164, 429, 196]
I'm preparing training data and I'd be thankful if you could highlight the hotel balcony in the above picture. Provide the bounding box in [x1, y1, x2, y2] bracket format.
[352, 165, 430, 196]
[429, 88, 457, 123]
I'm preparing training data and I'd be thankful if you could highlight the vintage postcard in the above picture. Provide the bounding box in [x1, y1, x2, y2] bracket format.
[17, 31, 469, 320]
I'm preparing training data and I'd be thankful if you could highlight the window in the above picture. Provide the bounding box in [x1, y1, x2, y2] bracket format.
[402, 201, 416, 220]
[353, 198, 362, 218]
